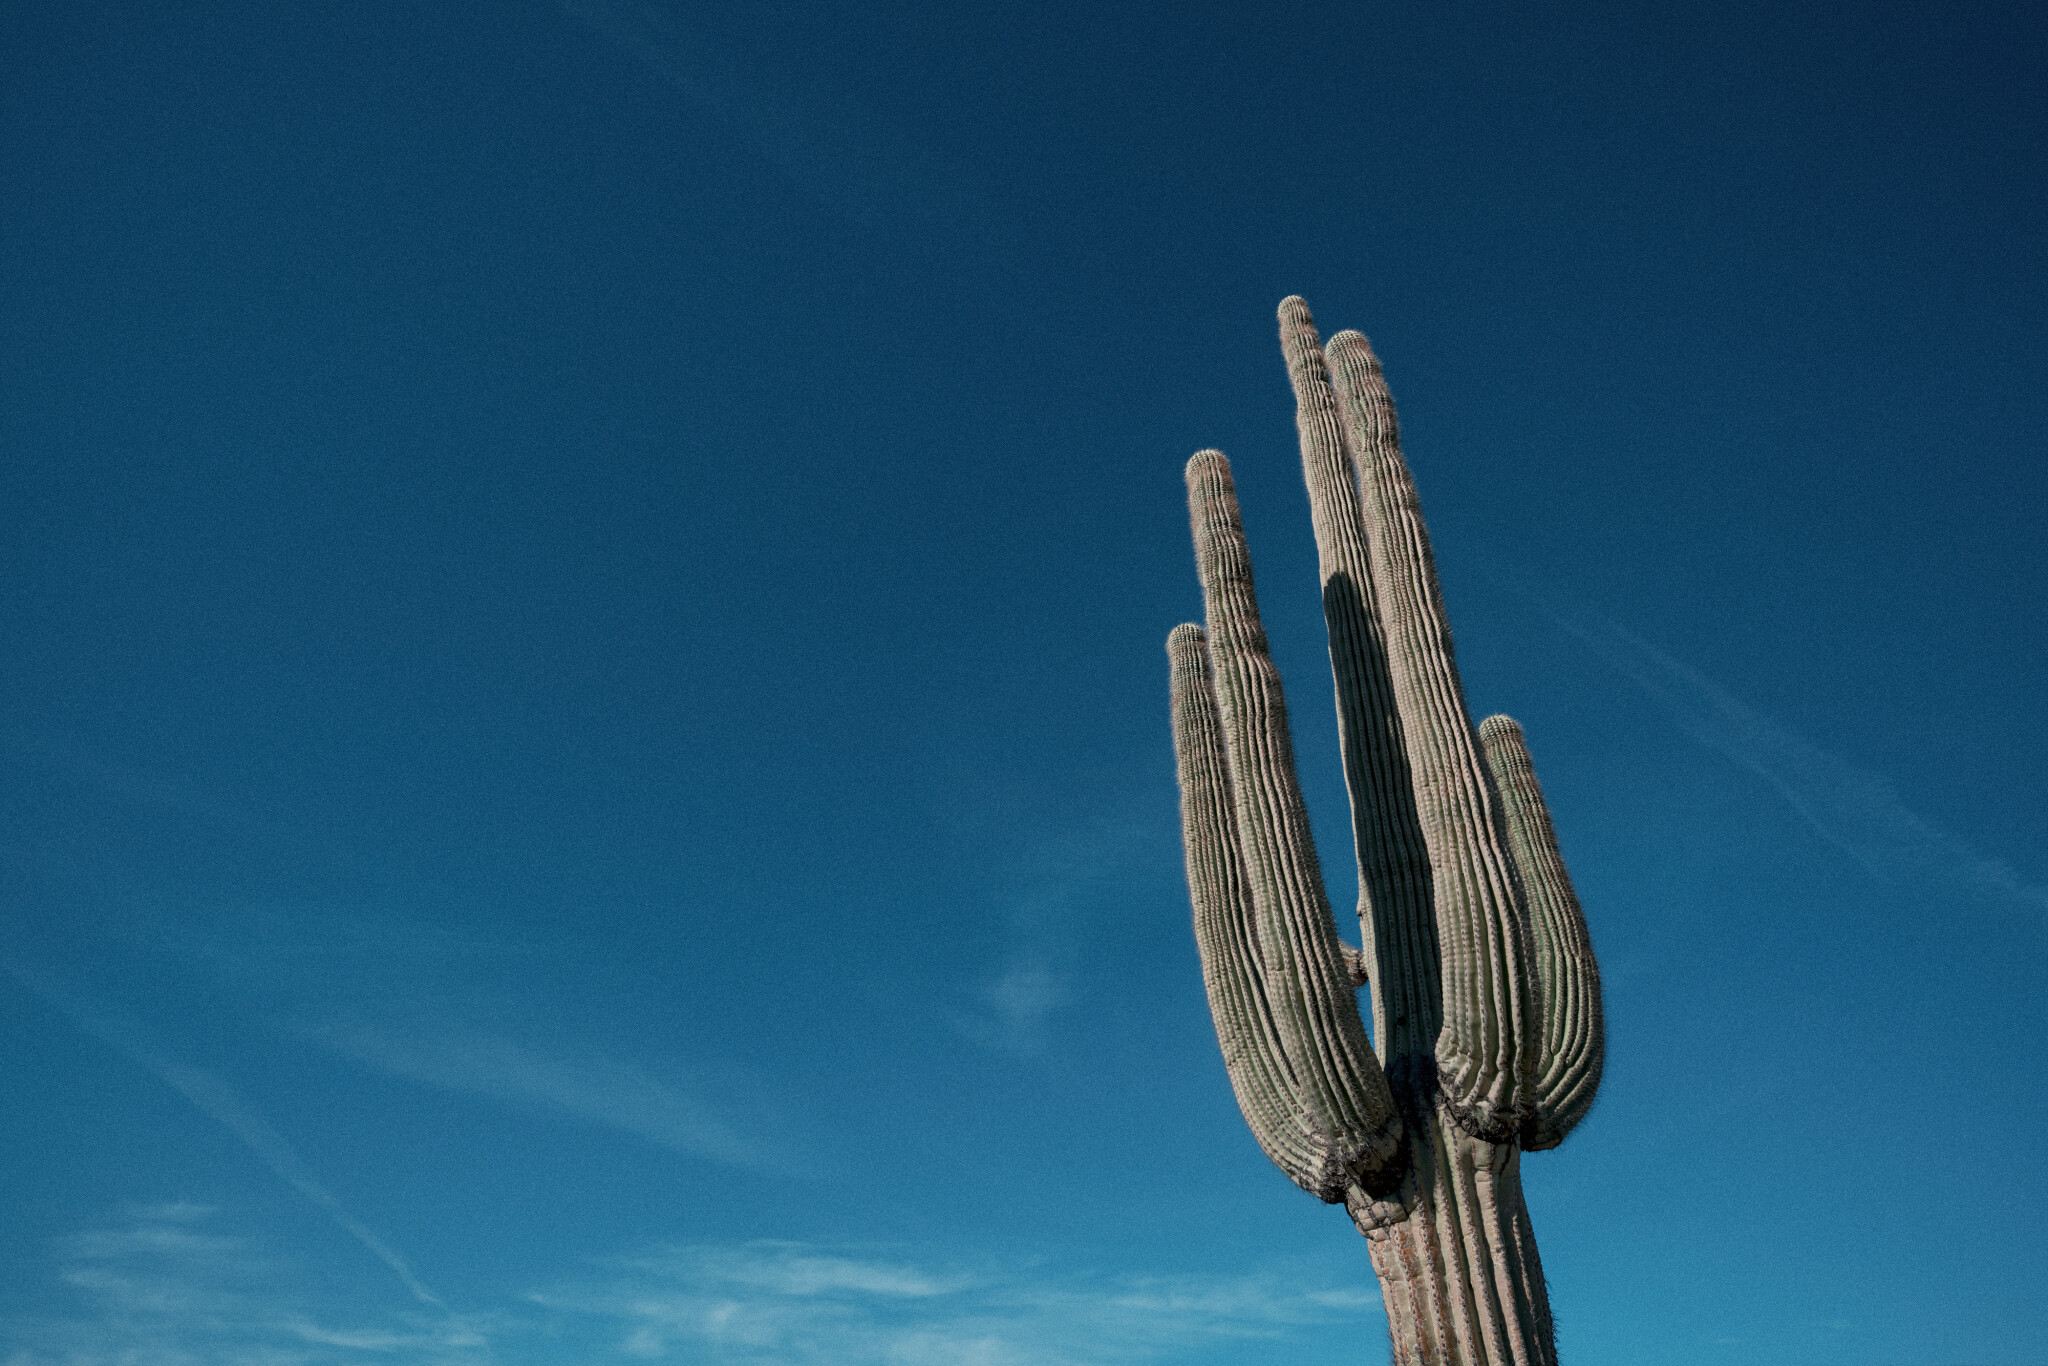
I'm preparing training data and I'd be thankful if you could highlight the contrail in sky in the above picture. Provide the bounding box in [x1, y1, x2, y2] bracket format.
[305, 1019, 806, 1176]
[549, 0, 1048, 350]
[142, 1061, 450, 1310]
[4, 964, 451, 1311]
[554, 0, 976, 235]
[1542, 606, 2048, 917]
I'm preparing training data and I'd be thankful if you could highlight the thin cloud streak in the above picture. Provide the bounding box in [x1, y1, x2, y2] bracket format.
[1544, 606, 2048, 916]
[147, 1061, 448, 1310]
[555, 0, 982, 236]
[534, 1239, 1381, 1364]
[9, 731, 263, 833]
[308, 1021, 805, 1175]
[158, 903, 807, 1178]
[1, 1204, 491, 1366]
[5, 1222, 1373, 1366]
[3, 965, 453, 1314]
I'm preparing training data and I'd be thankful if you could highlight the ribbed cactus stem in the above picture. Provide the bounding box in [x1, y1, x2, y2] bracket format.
[1478, 715, 1605, 1150]
[1279, 297, 1443, 1087]
[1184, 450, 1402, 1192]
[1324, 329, 1537, 1144]
[1167, 298, 1605, 1365]
[1169, 623, 1330, 1190]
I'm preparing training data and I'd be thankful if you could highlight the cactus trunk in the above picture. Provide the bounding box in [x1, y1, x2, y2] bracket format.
[1369, 1106, 1555, 1364]
[1167, 299, 1604, 1364]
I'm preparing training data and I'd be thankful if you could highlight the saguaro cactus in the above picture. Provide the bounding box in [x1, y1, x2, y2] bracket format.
[1167, 298, 1604, 1365]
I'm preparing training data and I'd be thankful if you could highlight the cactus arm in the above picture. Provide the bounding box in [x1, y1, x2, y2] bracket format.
[1279, 297, 1444, 1084]
[1169, 624, 1333, 1190]
[1477, 715, 1606, 1150]
[1185, 450, 1404, 1192]
[1323, 331, 1537, 1143]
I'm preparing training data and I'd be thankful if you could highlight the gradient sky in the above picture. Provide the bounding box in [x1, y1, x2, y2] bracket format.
[3, 2, 2044, 1363]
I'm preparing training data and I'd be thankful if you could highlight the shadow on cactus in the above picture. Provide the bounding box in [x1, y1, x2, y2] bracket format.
[1167, 298, 1605, 1365]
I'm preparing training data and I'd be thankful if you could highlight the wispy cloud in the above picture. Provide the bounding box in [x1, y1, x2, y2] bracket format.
[149, 1059, 449, 1309]
[0, 1204, 490, 1366]
[6, 1222, 1377, 1366]
[4, 966, 456, 1317]
[958, 957, 1069, 1054]
[1546, 607, 2048, 916]
[145, 902, 812, 1178]
[951, 820, 1152, 1055]
[8, 732, 268, 834]
[533, 1240, 1380, 1364]
[6, 732, 362, 885]
[307, 1020, 806, 1175]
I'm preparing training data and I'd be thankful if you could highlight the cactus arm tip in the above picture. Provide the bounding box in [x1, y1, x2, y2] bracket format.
[1185, 448, 1229, 484]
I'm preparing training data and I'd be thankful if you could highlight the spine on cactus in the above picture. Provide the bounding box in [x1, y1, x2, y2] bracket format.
[1174, 452, 1404, 1198]
[1324, 328, 1538, 1144]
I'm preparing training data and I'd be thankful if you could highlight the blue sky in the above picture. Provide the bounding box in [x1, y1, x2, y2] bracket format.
[2, 1, 2043, 1362]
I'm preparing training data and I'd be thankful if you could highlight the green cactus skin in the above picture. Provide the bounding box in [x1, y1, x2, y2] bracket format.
[1167, 299, 1605, 1365]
